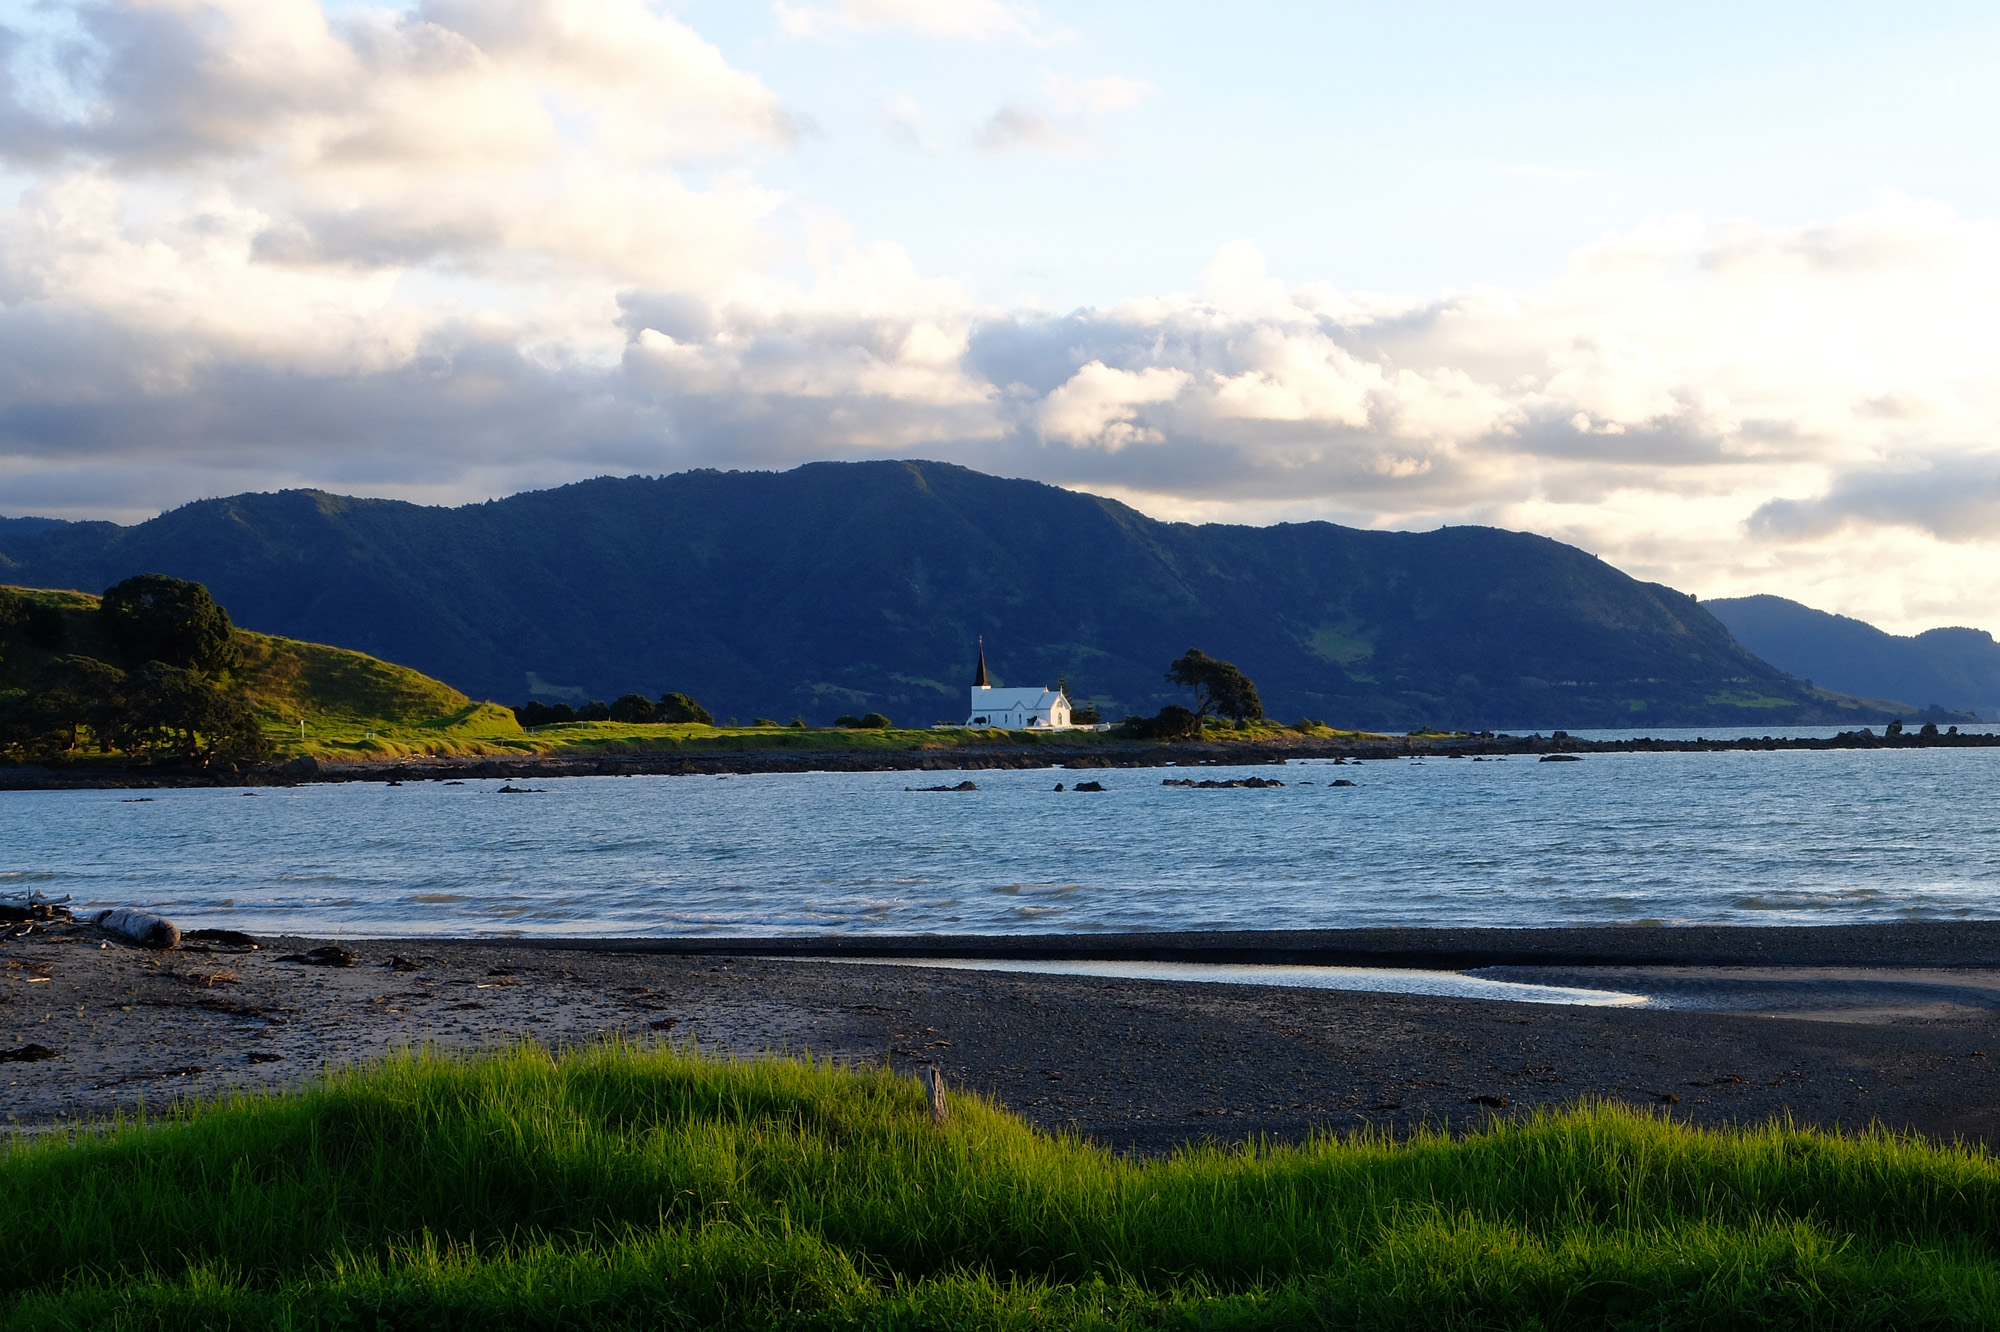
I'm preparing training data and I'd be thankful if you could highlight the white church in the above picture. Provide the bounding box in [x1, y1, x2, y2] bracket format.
[962, 641, 1073, 729]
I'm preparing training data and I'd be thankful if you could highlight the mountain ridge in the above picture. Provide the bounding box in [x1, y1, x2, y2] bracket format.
[1706, 594, 2000, 721]
[0, 460, 1902, 729]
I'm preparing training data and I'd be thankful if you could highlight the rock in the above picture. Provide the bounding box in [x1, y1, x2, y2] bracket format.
[906, 781, 978, 792]
[277, 945, 357, 967]
[1072, 781, 1106, 792]
[247, 1051, 285, 1064]
[1467, 1094, 1510, 1108]
[1539, 754, 1584, 763]
[1330, 779, 1357, 787]
[280, 755, 319, 775]
[1162, 777, 1283, 789]
[0, 1043, 60, 1063]
[183, 928, 259, 948]
[95, 907, 182, 950]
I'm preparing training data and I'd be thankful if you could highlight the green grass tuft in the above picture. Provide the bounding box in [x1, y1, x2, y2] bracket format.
[3, 1044, 1998, 1328]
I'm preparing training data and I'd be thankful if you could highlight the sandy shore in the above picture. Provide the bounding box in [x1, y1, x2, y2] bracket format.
[7, 922, 2000, 1151]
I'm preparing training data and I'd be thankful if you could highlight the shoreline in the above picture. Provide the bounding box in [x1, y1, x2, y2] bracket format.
[9, 921, 2000, 1149]
[4, 725, 1998, 790]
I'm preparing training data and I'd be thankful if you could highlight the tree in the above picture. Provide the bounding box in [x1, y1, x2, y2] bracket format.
[608, 693, 657, 723]
[122, 661, 269, 764]
[657, 692, 714, 725]
[1166, 648, 1264, 721]
[0, 591, 67, 651]
[38, 656, 126, 752]
[100, 575, 238, 674]
[123, 662, 215, 757]
[860, 712, 893, 730]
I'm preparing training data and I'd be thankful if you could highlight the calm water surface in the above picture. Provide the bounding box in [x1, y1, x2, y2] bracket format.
[4, 749, 1998, 937]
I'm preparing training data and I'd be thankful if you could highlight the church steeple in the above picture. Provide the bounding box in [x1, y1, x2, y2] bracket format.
[973, 636, 989, 688]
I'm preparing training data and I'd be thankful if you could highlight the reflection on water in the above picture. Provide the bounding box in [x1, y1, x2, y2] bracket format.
[4, 747, 1999, 937]
[793, 956, 1651, 1007]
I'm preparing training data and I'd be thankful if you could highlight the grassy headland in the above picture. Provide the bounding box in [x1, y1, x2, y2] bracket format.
[3, 1044, 1997, 1329]
[5, 584, 1392, 766]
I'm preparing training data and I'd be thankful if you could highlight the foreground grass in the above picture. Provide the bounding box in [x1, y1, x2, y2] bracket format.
[3, 1046, 1998, 1329]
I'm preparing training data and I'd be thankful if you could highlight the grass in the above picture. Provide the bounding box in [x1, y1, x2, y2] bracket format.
[3, 1045, 1998, 1329]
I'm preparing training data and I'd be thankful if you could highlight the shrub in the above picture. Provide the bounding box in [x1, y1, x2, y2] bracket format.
[860, 712, 892, 729]
[1118, 704, 1200, 740]
[833, 714, 863, 728]
[752, 718, 779, 727]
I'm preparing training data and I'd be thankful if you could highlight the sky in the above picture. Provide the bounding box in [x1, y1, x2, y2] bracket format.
[3, 0, 2000, 633]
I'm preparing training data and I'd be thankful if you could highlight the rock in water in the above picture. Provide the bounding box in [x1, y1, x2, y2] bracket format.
[95, 907, 181, 950]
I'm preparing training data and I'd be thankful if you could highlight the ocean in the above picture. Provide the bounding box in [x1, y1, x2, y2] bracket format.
[6, 744, 1998, 938]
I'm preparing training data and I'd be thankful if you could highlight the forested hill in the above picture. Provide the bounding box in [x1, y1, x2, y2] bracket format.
[0, 460, 1898, 730]
[1707, 594, 2000, 721]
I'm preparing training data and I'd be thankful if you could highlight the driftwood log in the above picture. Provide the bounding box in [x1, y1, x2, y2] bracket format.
[94, 907, 181, 950]
[923, 1065, 950, 1124]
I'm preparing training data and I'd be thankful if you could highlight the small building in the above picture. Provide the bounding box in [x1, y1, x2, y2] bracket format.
[963, 641, 1071, 729]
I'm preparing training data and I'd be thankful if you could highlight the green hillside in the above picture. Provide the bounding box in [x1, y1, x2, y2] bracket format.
[0, 584, 525, 762]
[0, 461, 1904, 729]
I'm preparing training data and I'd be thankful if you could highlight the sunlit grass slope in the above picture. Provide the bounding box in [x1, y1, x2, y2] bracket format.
[1, 585, 522, 759]
[4, 1045, 1998, 1330]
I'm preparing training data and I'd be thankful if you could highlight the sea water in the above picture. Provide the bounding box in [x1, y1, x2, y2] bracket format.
[4, 747, 1998, 937]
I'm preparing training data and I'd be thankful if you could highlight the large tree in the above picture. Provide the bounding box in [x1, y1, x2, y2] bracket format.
[1167, 648, 1265, 721]
[100, 574, 239, 674]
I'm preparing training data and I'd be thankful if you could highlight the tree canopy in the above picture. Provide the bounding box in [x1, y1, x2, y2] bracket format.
[657, 692, 713, 725]
[1166, 648, 1264, 721]
[99, 574, 238, 674]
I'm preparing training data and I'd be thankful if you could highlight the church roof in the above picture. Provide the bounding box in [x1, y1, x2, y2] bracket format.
[970, 687, 1064, 708]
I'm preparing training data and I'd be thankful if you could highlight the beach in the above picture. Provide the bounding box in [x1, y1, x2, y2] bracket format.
[9, 921, 2000, 1151]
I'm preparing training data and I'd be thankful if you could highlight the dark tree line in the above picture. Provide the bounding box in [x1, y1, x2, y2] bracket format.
[513, 691, 714, 728]
[0, 576, 271, 765]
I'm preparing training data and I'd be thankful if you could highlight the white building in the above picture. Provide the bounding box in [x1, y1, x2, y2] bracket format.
[962, 642, 1072, 729]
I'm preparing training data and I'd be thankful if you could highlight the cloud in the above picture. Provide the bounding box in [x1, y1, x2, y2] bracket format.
[4, 5, 2000, 634]
[974, 103, 1080, 154]
[774, 0, 1055, 43]
[1749, 456, 2000, 544]
[1036, 362, 1190, 449]
[973, 72, 1147, 155]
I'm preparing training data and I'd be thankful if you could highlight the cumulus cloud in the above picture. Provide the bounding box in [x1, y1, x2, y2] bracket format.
[4, 3, 2000, 633]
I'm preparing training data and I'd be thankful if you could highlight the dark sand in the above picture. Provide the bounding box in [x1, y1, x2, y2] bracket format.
[8, 922, 2000, 1152]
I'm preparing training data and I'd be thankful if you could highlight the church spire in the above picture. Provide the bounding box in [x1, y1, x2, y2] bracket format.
[974, 636, 989, 688]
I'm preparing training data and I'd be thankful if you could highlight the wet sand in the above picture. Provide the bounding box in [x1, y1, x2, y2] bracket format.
[7, 922, 2000, 1151]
